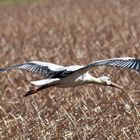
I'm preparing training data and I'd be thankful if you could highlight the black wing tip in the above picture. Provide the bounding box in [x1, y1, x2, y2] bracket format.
[0, 68, 7, 72]
[0, 64, 22, 72]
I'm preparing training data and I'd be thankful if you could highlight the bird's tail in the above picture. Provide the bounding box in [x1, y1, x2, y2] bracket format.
[30, 78, 60, 86]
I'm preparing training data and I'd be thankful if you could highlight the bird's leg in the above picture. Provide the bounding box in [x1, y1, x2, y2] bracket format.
[24, 88, 38, 97]
[24, 84, 58, 97]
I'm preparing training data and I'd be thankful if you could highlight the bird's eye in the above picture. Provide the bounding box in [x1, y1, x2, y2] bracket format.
[106, 78, 111, 82]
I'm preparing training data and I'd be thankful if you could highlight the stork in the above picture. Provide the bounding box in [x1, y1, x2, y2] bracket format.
[0, 57, 140, 96]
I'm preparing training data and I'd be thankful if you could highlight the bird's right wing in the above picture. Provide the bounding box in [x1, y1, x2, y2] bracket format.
[0, 61, 70, 78]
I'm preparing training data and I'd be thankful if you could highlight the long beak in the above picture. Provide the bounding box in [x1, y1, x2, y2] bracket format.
[109, 82, 123, 89]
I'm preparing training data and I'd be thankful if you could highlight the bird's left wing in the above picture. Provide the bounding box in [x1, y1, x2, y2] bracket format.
[68, 57, 140, 76]
[90, 57, 140, 70]
[0, 61, 73, 78]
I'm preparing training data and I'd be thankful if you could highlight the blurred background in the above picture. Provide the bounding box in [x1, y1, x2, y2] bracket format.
[0, 0, 140, 139]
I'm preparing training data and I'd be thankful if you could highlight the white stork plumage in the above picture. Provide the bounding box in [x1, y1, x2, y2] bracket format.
[0, 57, 140, 96]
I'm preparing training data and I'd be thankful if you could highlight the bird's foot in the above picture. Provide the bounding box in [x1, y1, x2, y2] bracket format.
[24, 89, 37, 97]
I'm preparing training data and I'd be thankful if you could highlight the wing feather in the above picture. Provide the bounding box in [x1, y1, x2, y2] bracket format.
[91, 57, 140, 71]
[0, 61, 74, 78]
[68, 57, 140, 77]
[2, 57, 139, 79]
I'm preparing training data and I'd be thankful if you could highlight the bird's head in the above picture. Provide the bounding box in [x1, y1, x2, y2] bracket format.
[99, 76, 122, 89]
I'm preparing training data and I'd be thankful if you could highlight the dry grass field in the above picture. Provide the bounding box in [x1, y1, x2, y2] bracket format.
[0, 0, 140, 139]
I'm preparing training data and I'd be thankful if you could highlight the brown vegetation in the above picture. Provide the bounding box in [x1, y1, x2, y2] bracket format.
[0, 0, 140, 139]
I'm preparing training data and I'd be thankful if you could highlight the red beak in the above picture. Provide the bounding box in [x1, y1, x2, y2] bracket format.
[109, 82, 123, 89]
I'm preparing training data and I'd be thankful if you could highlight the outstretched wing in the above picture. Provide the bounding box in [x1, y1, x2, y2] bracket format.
[69, 57, 140, 76]
[0, 61, 76, 79]
[91, 57, 140, 71]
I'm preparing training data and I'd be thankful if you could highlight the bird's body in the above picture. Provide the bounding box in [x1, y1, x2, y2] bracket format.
[0, 57, 140, 96]
[57, 72, 92, 87]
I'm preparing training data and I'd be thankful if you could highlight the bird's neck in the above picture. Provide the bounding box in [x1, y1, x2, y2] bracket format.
[90, 77, 102, 84]
[84, 74, 102, 84]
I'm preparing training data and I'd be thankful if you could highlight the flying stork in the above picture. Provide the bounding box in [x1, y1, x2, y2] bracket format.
[0, 57, 140, 96]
